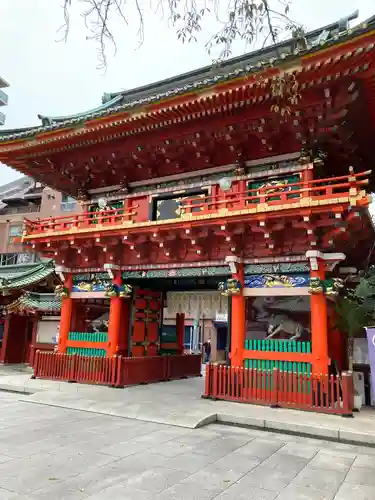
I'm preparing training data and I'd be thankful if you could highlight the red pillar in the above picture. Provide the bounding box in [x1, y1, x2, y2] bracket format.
[176, 313, 185, 355]
[230, 263, 246, 367]
[107, 272, 123, 357]
[310, 258, 329, 375]
[119, 299, 130, 356]
[58, 274, 73, 354]
[0, 315, 11, 363]
[29, 315, 39, 366]
[302, 164, 313, 199]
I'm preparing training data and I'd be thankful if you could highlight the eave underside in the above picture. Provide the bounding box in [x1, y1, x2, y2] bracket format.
[25, 200, 374, 272]
[0, 30, 375, 195]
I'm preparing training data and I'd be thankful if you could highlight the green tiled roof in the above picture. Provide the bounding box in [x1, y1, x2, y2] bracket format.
[0, 13, 373, 141]
[0, 261, 55, 292]
[7, 292, 61, 313]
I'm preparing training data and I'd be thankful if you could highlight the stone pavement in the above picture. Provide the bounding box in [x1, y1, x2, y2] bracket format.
[0, 367, 375, 446]
[0, 391, 374, 499]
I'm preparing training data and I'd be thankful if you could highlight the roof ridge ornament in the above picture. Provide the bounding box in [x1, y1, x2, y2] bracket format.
[37, 94, 123, 126]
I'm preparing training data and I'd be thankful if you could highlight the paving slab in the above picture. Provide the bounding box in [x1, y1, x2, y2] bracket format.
[2, 370, 375, 446]
[1, 394, 375, 500]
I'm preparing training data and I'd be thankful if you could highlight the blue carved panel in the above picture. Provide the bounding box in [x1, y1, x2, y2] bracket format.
[244, 274, 309, 289]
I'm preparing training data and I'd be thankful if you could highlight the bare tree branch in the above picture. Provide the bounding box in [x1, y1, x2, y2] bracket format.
[61, 0, 300, 70]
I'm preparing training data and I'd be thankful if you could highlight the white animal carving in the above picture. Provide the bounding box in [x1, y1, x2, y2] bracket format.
[266, 314, 309, 341]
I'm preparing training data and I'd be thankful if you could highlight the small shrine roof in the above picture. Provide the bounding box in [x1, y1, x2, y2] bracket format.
[6, 292, 61, 313]
[0, 261, 55, 292]
[0, 11, 373, 142]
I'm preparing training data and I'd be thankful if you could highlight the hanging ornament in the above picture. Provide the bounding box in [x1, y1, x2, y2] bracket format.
[219, 177, 232, 191]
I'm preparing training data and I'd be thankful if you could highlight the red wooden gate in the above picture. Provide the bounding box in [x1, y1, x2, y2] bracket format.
[132, 289, 162, 357]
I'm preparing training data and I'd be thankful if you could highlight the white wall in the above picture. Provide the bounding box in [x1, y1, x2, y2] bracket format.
[37, 318, 60, 344]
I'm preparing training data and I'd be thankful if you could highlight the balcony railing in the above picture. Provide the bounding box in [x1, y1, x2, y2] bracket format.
[0, 89, 8, 106]
[24, 206, 139, 236]
[23, 170, 370, 238]
[0, 204, 40, 215]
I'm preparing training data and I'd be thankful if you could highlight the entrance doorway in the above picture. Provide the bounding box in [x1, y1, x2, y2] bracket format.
[123, 276, 229, 361]
[1, 314, 34, 364]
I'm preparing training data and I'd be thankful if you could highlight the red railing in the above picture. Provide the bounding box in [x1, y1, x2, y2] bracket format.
[168, 352, 202, 379]
[23, 170, 370, 237]
[181, 170, 370, 213]
[33, 351, 117, 385]
[24, 205, 138, 236]
[115, 356, 169, 386]
[33, 351, 201, 387]
[28, 343, 54, 367]
[204, 365, 354, 416]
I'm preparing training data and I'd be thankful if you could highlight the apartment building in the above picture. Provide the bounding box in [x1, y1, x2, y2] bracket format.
[0, 177, 80, 364]
[0, 177, 79, 257]
[0, 76, 9, 126]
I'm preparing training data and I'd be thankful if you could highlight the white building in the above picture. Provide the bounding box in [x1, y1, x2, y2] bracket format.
[0, 75, 9, 125]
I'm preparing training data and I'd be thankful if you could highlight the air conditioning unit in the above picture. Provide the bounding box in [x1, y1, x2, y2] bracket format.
[353, 371, 365, 407]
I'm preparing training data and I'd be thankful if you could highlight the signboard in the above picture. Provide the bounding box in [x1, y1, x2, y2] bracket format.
[244, 274, 309, 289]
[122, 266, 230, 279]
[365, 327, 375, 401]
[73, 273, 109, 283]
[215, 313, 228, 322]
[244, 263, 309, 274]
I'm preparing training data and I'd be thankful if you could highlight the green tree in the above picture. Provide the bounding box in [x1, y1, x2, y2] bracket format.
[335, 268, 375, 371]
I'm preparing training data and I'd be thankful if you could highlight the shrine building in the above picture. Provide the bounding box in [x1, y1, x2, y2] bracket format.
[0, 13, 374, 396]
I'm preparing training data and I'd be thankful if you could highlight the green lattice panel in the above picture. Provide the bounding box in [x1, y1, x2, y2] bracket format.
[67, 347, 106, 357]
[68, 332, 108, 342]
[244, 339, 312, 376]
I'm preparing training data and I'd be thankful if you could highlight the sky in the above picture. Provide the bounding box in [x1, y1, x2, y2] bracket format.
[0, 0, 373, 185]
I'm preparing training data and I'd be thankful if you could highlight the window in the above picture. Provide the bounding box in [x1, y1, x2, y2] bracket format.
[8, 224, 22, 244]
[0, 253, 39, 266]
[60, 195, 77, 212]
[17, 253, 35, 264]
[152, 190, 207, 221]
[0, 253, 17, 266]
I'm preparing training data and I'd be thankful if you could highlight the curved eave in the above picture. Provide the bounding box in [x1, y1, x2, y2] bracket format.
[37, 95, 123, 126]
[0, 20, 374, 151]
[0, 262, 56, 292]
[6, 293, 61, 313]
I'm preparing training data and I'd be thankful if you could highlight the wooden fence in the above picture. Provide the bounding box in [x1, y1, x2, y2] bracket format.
[204, 364, 354, 416]
[33, 351, 201, 387]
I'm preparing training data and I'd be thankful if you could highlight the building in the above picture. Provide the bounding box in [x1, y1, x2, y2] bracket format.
[0, 75, 9, 126]
[0, 177, 79, 364]
[0, 14, 374, 400]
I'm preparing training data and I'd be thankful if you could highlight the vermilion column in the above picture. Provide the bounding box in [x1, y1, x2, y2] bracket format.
[119, 299, 130, 356]
[59, 273, 73, 354]
[107, 272, 122, 357]
[310, 258, 329, 375]
[301, 165, 313, 201]
[230, 263, 246, 367]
